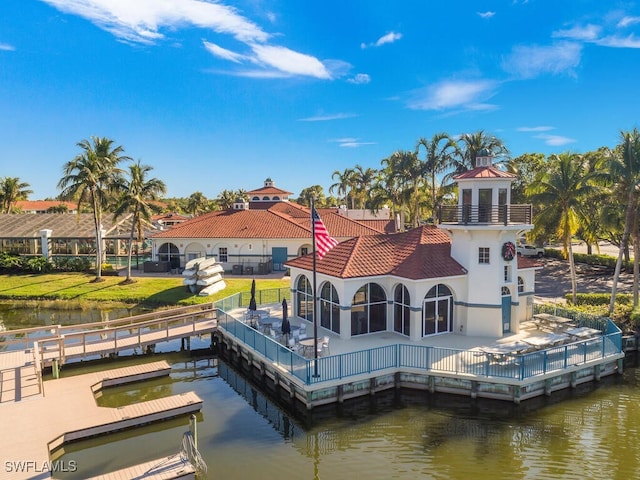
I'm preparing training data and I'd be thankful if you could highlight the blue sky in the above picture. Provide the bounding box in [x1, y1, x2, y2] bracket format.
[2, 1, 640, 201]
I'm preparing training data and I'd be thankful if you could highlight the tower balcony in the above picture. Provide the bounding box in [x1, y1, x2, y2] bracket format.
[437, 204, 532, 226]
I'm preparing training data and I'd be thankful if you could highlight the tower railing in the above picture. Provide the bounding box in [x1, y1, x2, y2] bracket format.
[437, 204, 532, 226]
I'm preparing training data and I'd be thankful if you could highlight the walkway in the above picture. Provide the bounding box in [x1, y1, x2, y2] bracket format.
[0, 361, 202, 480]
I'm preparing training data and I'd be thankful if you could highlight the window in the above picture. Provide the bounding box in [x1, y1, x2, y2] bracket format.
[479, 247, 490, 264]
[423, 284, 453, 336]
[296, 275, 313, 322]
[320, 282, 340, 334]
[219, 247, 228, 263]
[504, 265, 512, 282]
[351, 283, 387, 336]
[518, 277, 524, 293]
[394, 285, 411, 336]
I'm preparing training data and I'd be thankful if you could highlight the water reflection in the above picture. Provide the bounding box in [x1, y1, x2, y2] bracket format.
[4, 302, 640, 479]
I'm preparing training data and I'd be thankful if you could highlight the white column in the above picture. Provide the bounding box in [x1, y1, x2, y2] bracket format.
[40, 229, 52, 259]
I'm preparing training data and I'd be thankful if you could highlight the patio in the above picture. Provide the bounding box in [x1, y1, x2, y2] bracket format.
[215, 293, 623, 405]
[225, 304, 601, 360]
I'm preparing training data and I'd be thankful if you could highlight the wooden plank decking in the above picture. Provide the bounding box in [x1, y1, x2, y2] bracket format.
[0, 361, 202, 480]
[87, 454, 196, 480]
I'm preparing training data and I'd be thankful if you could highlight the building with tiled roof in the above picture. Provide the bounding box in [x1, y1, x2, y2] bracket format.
[285, 151, 539, 342]
[151, 212, 190, 229]
[149, 179, 395, 273]
[14, 200, 78, 214]
[0, 213, 154, 260]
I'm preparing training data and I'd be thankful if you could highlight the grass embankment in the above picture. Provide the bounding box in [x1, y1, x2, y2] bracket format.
[0, 273, 289, 309]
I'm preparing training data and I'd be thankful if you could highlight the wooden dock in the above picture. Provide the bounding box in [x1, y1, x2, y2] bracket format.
[87, 454, 196, 480]
[0, 303, 218, 403]
[0, 361, 203, 480]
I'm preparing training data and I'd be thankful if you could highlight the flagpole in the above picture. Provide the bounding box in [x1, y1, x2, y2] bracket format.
[310, 198, 320, 378]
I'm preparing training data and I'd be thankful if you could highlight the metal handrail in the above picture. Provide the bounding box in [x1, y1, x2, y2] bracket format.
[438, 204, 532, 225]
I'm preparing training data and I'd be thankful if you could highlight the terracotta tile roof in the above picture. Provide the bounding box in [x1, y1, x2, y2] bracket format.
[454, 166, 516, 180]
[14, 200, 77, 211]
[286, 225, 468, 280]
[247, 185, 293, 196]
[151, 203, 385, 239]
[151, 213, 190, 222]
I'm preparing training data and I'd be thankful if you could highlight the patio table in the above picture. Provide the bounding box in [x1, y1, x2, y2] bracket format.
[522, 333, 568, 349]
[533, 313, 575, 330]
[565, 326, 601, 339]
[299, 338, 322, 357]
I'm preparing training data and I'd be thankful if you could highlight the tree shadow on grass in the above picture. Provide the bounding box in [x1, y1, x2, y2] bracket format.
[136, 285, 198, 308]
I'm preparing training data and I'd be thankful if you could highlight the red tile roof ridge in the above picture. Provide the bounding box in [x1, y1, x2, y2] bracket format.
[454, 166, 516, 180]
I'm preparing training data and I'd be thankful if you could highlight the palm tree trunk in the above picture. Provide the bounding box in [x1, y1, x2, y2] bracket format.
[610, 189, 636, 314]
[92, 191, 103, 282]
[633, 216, 639, 307]
[126, 219, 135, 282]
[568, 235, 578, 304]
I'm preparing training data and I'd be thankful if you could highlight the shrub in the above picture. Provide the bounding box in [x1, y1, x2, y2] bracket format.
[23, 256, 52, 273]
[566, 292, 633, 306]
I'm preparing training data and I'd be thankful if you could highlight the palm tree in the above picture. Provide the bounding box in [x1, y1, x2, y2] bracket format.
[379, 154, 412, 230]
[216, 189, 238, 210]
[58, 136, 129, 282]
[608, 129, 640, 312]
[187, 191, 209, 216]
[416, 133, 457, 223]
[329, 168, 356, 208]
[528, 152, 602, 303]
[352, 164, 378, 209]
[449, 130, 509, 178]
[113, 160, 166, 282]
[385, 151, 425, 227]
[0, 177, 33, 213]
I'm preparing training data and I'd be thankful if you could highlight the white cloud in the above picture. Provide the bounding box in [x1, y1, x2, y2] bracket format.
[299, 113, 357, 122]
[534, 134, 576, 146]
[596, 34, 640, 48]
[517, 126, 554, 132]
[0, 42, 15, 51]
[41, 0, 269, 44]
[250, 44, 330, 78]
[361, 31, 402, 49]
[330, 137, 375, 148]
[618, 16, 640, 28]
[407, 79, 498, 112]
[477, 11, 495, 19]
[552, 24, 601, 41]
[553, 21, 640, 49]
[502, 42, 582, 79]
[202, 40, 246, 63]
[347, 73, 371, 84]
[42, 0, 334, 79]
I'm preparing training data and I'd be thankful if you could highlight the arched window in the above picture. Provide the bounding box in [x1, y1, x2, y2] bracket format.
[262, 196, 270, 200]
[423, 284, 453, 336]
[351, 283, 386, 336]
[518, 277, 524, 294]
[296, 275, 313, 322]
[252, 196, 260, 201]
[273, 196, 280, 200]
[320, 282, 340, 334]
[394, 285, 410, 336]
[158, 242, 180, 269]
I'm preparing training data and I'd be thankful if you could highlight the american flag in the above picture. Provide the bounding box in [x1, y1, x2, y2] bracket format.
[312, 207, 338, 259]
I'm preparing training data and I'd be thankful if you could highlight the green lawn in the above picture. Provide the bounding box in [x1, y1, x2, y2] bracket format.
[0, 273, 290, 308]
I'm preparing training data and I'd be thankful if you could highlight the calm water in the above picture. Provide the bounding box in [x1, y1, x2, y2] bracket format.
[4, 305, 640, 479]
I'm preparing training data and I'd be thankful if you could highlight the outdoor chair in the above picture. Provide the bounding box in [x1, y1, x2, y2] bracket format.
[321, 336, 330, 355]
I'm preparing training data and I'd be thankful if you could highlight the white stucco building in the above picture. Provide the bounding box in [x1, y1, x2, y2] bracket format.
[286, 151, 539, 340]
